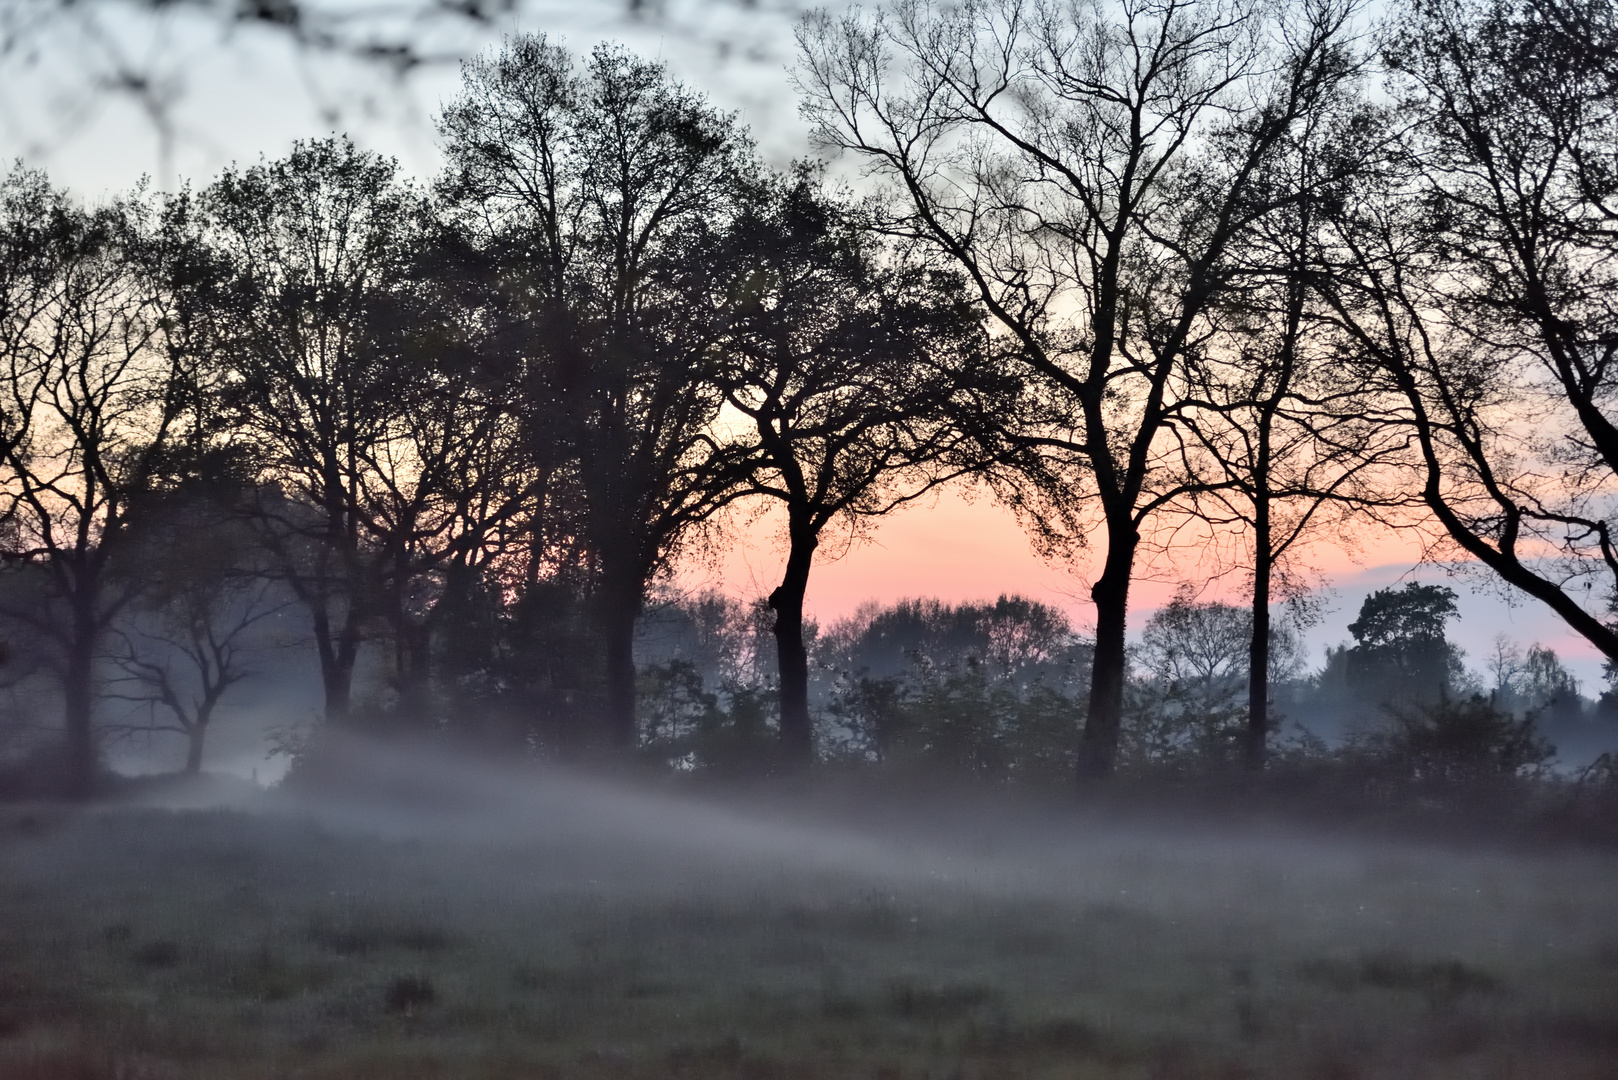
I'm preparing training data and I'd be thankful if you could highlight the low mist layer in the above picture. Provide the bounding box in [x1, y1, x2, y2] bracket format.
[2, 741, 1614, 1078]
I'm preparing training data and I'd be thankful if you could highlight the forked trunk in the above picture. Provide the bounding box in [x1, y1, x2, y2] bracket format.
[320, 648, 357, 723]
[312, 603, 361, 724]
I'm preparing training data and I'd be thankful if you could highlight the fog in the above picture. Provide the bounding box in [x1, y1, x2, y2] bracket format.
[2, 732, 1598, 1077]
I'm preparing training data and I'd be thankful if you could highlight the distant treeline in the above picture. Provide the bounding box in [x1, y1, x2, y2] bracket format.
[632, 584, 1603, 782]
[0, 0, 1616, 796]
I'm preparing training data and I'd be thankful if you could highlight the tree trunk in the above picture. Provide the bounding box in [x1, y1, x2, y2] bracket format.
[770, 515, 818, 768]
[61, 643, 97, 800]
[184, 725, 206, 774]
[387, 546, 436, 723]
[61, 584, 100, 800]
[1078, 526, 1138, 780]
[598, 572, 643, 750]
[1246, 529, 1272, 771]
[1247, 257, 1297, 770]
[403, 623, 433, 721]
[311, 602, 360, 723]
[320, 642, 358, 723]
[391, 602, 434, 724]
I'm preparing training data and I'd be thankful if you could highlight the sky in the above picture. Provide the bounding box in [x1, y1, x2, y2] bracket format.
[0, 0, 1606, 691]
[694, 486, 1610, 689]
[0, 0, 816, 197]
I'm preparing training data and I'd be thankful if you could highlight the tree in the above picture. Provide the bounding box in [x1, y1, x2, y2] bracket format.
[438, 37, 757, 747]
[1138, 586, 1252, 693]
[709, 168, 997, 764]
[1178, 72, 1409, 767]
[1482, 634, 1579, 718]
[1381, 693, 1554, 781]
[1321, 0, 1618, 665]
[816, 595, 1086, 776]
[1340, 582, 1467, 706]
[204, 137, 523, 727]
[796, 0, 1366, 777]
[0, 170, 181, 796]
[1486, 634, 1525, 700]
[1490, 641, 1583, 723]
[105, 506, 286, 773]
[352, 221, 533, 724]
[201, 137, 427, 723]
[1521, 645, 1581, 713]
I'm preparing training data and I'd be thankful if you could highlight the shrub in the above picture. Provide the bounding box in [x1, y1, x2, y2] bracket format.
[823, 658, 1079, 781]
[637, 661, 778, 772]
[1117, 680, 1246, 773]
[1373, 693, 1554, 781]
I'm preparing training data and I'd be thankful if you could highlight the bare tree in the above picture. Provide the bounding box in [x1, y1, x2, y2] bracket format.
[795, 0, 1364, 776]
[106, 512, 286, 773]
[1177, 76, 1411, 767]
[1320, 0, 1618, 664]
[0, 170, 181, 796]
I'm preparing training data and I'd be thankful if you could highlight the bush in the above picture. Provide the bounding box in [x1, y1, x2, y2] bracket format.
[1117, 680, 1246, 774]
[823, 658, 1078, 781]
[1372, 693, 1554, 781]
[637, 661, 778, 773]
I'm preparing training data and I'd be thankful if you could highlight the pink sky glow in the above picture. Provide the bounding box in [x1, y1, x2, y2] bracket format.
[682, 486, 1609, 687]
[690, 484, 1426, 628]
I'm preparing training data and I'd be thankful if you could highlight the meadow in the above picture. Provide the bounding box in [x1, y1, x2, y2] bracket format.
[0, 753, 1615, 1079]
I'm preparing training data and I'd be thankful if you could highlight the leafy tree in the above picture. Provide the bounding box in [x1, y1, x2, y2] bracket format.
[815, 594, 1087, 774]
[1339, 582, 1467, 706]
[359, 223, 533, 723]
[203, 137, 524, 726]
[708, 168, 998, 764]
[439, 36, 756, 746]
[635, 659, 778, 775]
[200, 138, 425, 722]
[817, 595, 1081, 686]
[636, 589, 777, 696]
[1483, 639, 1586, 730]
[1380, 693, 1554, 781]
[1519, 644, 1583, 724]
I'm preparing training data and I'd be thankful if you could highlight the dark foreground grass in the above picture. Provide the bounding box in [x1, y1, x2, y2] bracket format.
[0, 766, 1615, 1079]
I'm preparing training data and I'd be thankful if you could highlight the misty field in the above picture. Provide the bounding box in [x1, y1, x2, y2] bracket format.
[1, 758, 1615, 1079]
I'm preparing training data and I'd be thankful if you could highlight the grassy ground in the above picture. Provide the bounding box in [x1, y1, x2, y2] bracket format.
[0, 756, 1615, 1078]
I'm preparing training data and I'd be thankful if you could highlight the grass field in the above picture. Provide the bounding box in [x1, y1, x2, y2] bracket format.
[1, 752, 1615, 1079]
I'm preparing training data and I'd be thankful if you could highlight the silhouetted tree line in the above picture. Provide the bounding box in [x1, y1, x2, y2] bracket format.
[631, 582, 1599, 787]
[1, 0, 1617, 797]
